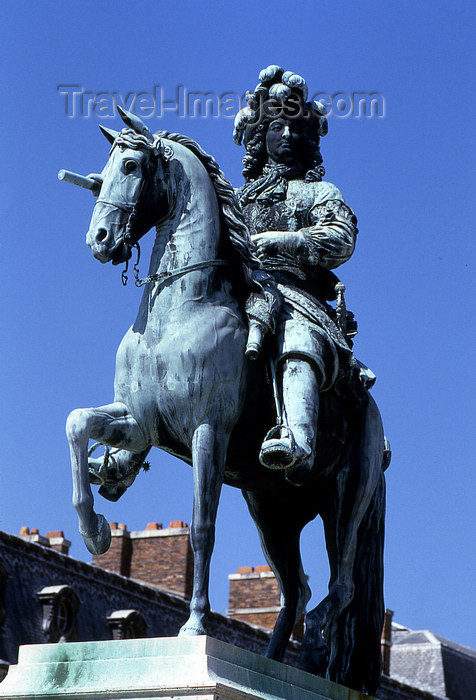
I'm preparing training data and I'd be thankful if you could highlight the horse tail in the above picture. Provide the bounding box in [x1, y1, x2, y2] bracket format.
[322, 394, 386, 694]
[334, 469, 386, 695]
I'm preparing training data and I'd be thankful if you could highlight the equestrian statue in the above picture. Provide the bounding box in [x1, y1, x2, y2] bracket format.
[61, 64, 390, 694]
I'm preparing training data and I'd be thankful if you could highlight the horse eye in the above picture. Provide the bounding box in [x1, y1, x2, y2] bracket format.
[124, 160, 138, 173]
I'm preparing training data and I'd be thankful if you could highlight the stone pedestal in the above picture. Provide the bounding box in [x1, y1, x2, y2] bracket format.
[0, 636, 372, 700]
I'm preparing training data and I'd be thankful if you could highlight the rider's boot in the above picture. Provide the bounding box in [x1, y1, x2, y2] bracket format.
[89, 447, 149, 502]
[259, 358, 320, 484]
[245, 320, 266, 360]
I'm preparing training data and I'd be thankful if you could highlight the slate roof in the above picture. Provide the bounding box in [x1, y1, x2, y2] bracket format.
[389, 625, 476, 700]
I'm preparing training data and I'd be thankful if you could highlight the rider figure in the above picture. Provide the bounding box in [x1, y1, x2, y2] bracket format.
[234, 65, 359, 483]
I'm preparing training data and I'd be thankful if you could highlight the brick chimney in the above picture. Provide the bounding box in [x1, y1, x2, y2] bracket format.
[92, 523, 131, 576]
[18, 527, 72, 555]
[228, 565, 304, 640]
[19, 527, 72, 555]
[19, 527, 50, 547]
[93, 520, 193, 599]
[381, 608, 393, 675]
[129, 521, 193, 599]
[46, 531, 71, 555]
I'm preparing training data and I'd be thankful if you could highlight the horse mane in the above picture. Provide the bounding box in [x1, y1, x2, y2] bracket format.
[155, 130, 260, 289]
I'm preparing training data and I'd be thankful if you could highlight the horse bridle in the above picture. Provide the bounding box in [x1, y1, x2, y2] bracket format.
[96, 144, 227, 288]
[96, 158, 157, 285]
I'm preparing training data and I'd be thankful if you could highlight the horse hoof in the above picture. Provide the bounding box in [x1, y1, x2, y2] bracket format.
[299, 643, 328, 675]
[178, 622, 206, 636]
[80, 513, 111, 555]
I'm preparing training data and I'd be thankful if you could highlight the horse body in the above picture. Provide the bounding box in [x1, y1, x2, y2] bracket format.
[66, 113, 386, 694]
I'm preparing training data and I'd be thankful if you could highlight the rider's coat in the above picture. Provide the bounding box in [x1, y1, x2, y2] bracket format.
[240, 177, 358, 388]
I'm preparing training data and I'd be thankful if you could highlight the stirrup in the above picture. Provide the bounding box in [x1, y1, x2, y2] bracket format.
[259, 424, 297, 470]
[88, 443, 113, 486]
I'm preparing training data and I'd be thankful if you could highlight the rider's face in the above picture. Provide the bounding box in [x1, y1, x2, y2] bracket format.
[266, 118, 305, 166]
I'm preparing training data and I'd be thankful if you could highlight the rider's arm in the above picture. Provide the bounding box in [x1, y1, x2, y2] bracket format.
[301, 194, 358, 270]
[252, 185, 358, 271]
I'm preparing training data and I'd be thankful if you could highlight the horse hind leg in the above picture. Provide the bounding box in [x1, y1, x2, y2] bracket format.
[242, 488, 311, 662]
[302, 485, 377, 680]
[66, 401, 149, 555]
[301, 397, 385, 692]
[299, 506, 341, 677]
[304, 474, 385, 694]
[339, 473, 385, 694]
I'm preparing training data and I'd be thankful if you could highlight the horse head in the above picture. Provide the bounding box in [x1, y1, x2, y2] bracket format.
[87, 107, 173, 266]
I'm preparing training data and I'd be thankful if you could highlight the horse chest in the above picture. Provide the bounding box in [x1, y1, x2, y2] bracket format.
[113, 303, 247, 446]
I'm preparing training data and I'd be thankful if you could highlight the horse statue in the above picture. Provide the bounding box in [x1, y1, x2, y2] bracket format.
[64, 106, 388, 694]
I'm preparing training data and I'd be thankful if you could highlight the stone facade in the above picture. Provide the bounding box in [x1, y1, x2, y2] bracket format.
[228, 565, 281, 628]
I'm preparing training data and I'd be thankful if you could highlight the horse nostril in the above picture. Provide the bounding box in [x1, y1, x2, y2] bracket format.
[96, 228, 108, 243]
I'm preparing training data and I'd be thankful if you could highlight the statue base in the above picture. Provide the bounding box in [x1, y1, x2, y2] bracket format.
[0, 636, 373, 700]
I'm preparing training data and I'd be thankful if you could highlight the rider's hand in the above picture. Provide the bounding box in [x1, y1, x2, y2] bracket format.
[252, 231, 292, 258]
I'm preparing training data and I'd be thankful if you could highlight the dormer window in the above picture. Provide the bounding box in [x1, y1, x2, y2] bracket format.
[106, 609, 147, 640]
[37, 585, 80, 642]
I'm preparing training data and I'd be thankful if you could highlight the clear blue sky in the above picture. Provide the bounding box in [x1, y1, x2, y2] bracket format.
[1, 0, 475, 649]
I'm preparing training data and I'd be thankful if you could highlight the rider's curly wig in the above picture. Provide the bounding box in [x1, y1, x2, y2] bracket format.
[242, 117, 325, 183]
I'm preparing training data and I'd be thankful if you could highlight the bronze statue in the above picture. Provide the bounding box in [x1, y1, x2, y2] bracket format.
[62, 66, 389, 693]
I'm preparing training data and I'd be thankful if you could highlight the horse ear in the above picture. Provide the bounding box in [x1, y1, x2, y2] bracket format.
[99, 125, 120, 144]
[117, 106, 154, 141]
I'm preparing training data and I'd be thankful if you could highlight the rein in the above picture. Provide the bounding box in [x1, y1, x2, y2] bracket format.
[135, 259, 227, 288]
[97, 185, 227, 290]
[95, 199, 134, 213]
[119, 242, 142, 287]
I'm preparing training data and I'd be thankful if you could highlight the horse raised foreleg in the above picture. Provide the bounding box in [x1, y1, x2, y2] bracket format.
[179, 423, 227, 636]
[66, 401, 149, 554]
